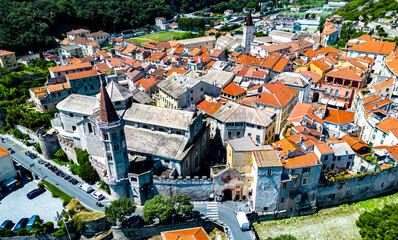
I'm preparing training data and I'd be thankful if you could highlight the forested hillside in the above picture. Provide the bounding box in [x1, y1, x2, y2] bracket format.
[335, 0, 398, 22]
[0, 0, 260, 53]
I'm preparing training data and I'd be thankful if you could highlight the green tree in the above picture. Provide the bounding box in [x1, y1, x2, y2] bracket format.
[75, 148, 89, 165]
[246, 2, 256, 8]
[35, 142, 42, 154]
[0, 228, 14, 237]
[310, 13, 316, 19]
[105, 198, 137, 226]
[356, 204, 398, 239]
[172, 194, 194, 216]
[16, 228, 28, 236]
[143, 195, 173, 223]
[215, 32, 222, 39]
[55, 149, 68, 162]
[79, 163, 99, 184]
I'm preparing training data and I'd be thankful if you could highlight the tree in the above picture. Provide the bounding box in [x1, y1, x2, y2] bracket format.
[30, 217, 45, 236]
[55, 149, 68, 162]
[246, 2, 256, 8]
[105, 198, 137, 226]
[310, 13, 316, 19]
[16, 228, 28, 236]
[0, 228, 14, 237]
[318, 16, 326, 32]
[356, 204, 398, 239]
[143, 195, 173, 223]
[215, 32, 222, 39]
[172, 194, 194, 216]
[79, 163, 99, 184]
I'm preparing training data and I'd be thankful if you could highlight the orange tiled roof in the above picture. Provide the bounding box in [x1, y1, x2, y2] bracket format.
[272, 57, 289, 72]
[282, 152, 321, 168]
[311, 58, 332, 71]
[221, 82, 246, 96]
[66, 69, 99, 80]
[234, 54, 263, 66]
[274, 138, 303, 158]
[47, 82, 71, 92]
[49, 62, 92, 73]
[349, 40, 396, 55]
[162, 227, 209, 240]
[137, 77, 157, 90]
[376, 117, 398, 133]
[299, 70, 322, 84]
[197, 99, 228, 115]
[304, 48, 318, 59]
[0, 145, 10, 157]
[315, 142, 334, 154]
[316, 46, 340, 54]
[355, 34, 373, 41]
[165, 67, 187, 76]
[256, 81, 299, 107]
[189, 48, 201, 56]
[95, 62, 111, 74]
[210, 49, 223, 58]
[326, 67, 363, 81]
[261, 53, 281, 69]
[323, 109, 354, 125]
[373, 78, 394, 92]
[362, 94, 381, 105]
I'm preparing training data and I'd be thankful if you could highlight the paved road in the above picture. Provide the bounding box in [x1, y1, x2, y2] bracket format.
[0, 136, 108, 212]
[193, 202, 253, 240]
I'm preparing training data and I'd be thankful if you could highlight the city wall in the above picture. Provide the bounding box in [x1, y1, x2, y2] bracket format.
[152, 175, 214, 201]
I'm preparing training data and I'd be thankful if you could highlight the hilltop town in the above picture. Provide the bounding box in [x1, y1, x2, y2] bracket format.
[2, 1, 398, 239]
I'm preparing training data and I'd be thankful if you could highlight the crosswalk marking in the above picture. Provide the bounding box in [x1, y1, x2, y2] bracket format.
[206, 202, 219, 220]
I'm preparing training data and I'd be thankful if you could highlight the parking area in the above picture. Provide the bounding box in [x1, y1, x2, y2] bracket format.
[0, 180, 63, 225]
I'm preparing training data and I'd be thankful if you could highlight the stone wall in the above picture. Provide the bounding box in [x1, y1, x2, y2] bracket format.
[112, 219, 223, 240]
[317, 167, 398, 208]
[15, 125, 39, 142]
[152, 176, 214, 201]
[38, 128, 60, 159]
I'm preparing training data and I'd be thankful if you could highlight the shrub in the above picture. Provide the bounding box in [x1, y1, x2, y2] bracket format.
[35, 142, 42, 153]
[41, 180, 72, 206]
[16, 228, 28, 236]
[0, 228, 14, 237]
[43, 221, 54, 233]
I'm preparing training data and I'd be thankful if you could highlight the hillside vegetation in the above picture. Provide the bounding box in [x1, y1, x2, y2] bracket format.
[0, 0, 261, 53]
[335, 0, 398, 22]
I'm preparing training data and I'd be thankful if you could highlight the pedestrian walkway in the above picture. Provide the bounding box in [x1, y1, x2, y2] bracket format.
[206, 202, 219, 220]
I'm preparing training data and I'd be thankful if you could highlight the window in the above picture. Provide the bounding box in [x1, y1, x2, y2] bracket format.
[237, 131, 241, 137]
[228, 132, 232, 137]
[107, 155, 113, 161]
[130, 177, 137, 182]
[88, 123, 93, 133]
[256, 135, 260, 143]
[283, 182, 287, 189]
[302, 178, 307, 185]
[72, 126, 76, 131]
[114, 144, 119, 151]
[348, 155, 353, 159]
[267, 169, 272, 175]
[281, 198, 284, 203]
[324, 155, 328, 160]
[381, 140, 384, 145]
[103, 133, 109, 140]
[69, 113, 74, 117]
[105, 144, 110, 151]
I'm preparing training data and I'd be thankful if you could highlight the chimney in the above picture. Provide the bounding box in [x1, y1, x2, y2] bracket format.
[300, 135, 303, 142]
[287, 150, 291, 156]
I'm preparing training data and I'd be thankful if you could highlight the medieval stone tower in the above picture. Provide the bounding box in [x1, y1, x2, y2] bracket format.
[243, 10, 255, 53]
[98, 84, 130, 199]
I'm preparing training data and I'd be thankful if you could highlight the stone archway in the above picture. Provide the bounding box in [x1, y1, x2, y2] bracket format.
[222, 189, 233, 201]
[312, 92, 320, 103]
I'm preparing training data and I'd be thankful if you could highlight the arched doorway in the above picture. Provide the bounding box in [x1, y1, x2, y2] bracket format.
[222, 189, 233, 201]
[312, 92, 320, 103]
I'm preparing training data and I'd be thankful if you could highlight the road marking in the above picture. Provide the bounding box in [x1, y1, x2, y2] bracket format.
[206, 202, 219, 220]
[21, 149, 27, 153]
[10, 143, 16, 146]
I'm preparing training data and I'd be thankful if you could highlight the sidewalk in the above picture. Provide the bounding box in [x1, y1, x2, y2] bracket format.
[220, 201, 252, 213]
[3, 133, 114, 202]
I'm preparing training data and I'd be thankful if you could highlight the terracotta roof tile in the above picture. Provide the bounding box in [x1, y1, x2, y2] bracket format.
[323, 109, 354, 125]
[373, 78, 394, 91]
[47, 82, 71, 92]
[272, 57, 289, 72]
[256, 81, 299, 107]
[165, 67, 187, 76]
[66, 69, 99, 80]
[49, 62, 92, 73]
[376, 117, 398, 133]
[221, 82, 246, 96]
[282, 153, 321, 168]
[349, 40, 396, 55]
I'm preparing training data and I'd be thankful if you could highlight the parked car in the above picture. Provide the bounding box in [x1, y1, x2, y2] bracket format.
[96, 201, 103, 207]
[27, 188, 46, 199]
[0, 220, 14, 230]
[7, 148, 14, 154]
[13, 218, 28, 232]
[79, 183, 93, 193]
[91, 191, 104, 200]
[26, 215, 39, 230]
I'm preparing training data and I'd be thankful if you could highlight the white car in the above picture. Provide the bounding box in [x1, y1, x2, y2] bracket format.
[91, 191, 104, 200]
[79, 183, 93, 193]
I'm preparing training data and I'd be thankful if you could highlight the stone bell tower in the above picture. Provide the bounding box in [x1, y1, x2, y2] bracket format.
[98, 83, 130, 199]
[243, 10, 255, 53]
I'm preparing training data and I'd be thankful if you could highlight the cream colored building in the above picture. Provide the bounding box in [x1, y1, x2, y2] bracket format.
[0, 146, 17, 183]
[0, 50, 18, 71]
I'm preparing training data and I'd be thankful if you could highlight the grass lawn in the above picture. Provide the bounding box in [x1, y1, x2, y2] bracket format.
[131, 31, 185, 42]
[254, 192, 398, 240]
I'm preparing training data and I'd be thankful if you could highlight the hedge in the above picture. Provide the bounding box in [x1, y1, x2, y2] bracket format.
[41, 179, 72, 206]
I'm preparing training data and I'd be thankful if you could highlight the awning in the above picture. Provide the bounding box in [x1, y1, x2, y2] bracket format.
[5, 177, 17, 187]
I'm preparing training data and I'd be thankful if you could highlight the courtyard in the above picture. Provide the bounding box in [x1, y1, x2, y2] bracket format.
[0, 180, 64, 225]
